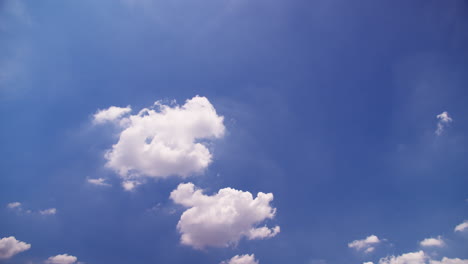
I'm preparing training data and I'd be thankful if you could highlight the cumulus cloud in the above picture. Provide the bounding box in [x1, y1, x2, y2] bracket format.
[221, 254, 259, 264]
[348, 235, 381, 253]
[170, 183, 280, 249]
[435, 111, 453, 136]
[420, 236, 445, 247]
[0, 236, 31, 259]
[430, 258, 468, 264]
[454, 220, 468, 232]
[378, 251, 468, 264]
[45, 254, 78, 264]
[7, 202, 21, 209]
[39, 208, 57, 215]
[93, 106, 131, 124]
[379, 251, 427, 264]
[87, 178, 111, 187]
[94, 96, 225, 188]
[247, 225, 280, 240]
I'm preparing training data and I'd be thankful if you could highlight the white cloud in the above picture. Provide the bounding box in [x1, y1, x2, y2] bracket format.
[93, 106, 131, 124]
[170, 183, 279, 249]
[121, 180, 141, 191]
[454, 220, 468, 232]
[430, 258, 468, 264]
[87, 178, 111, 187]
[377, 251, 468, 264]
[45, 254, 78, 264]
[221, 254, 259, 264]
[348, 235, 381, 253]
[7, 202, 21, 209]
[95, 96, 225, 188]
[0, 236, 31, 259]
[364, 262, 375, 264]
[435, 111, 453, 136]
[247, 225, 280, 240]
[379, 251, 427, 264]
[39, 208, 57, 215]
[420, 236, 445, 247]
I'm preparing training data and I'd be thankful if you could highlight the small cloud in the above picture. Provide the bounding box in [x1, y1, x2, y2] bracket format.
[87, 178, 111, 187]
[93, 106, 131, 124]
[0, 236, 31, 259]
[420, 236, 445, 247]
[45, 254, 78, 264]
[435, 111, 453, 136]
[220, 254, 259, 264]
[122, 180, 141, 191]
[247, 225, 280, 240]
[348, 235, 381, 253]
[454, 220, 468, 232]
[363, 262, 374, 264]
[39, 208, 57, 215]
[6, 202, 21, 209]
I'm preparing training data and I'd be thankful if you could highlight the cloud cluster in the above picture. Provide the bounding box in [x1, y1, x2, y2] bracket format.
[0, 236, 31, 259]
[170, 183, 280, 249]
[221, 254, 259, 264]
[377, 251, 468, 264]
[45, 254, 79, 264]
[6, 202, 56, 215]
[94, 96, 225, 187]
[435, 111, 453, 135]
[348, 235, 381, 253]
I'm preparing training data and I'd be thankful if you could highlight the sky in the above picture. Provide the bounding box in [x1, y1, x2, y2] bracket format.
[1, 0, 468, 263]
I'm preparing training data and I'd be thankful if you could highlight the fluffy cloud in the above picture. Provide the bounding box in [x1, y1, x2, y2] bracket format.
[348, 235, 381, 253]
[170, 183, 280, 249]
[435, 111, 453, 136]
[420, 236, 445, 247]
[430, 258, 468, 264]
[364, 262, 375, 264]
[378, 251, 468, 264]
[221, 254, 259, 264]
[39, 208, 57, 215]
[93, 106, 131, 124]
[94, 96, 225, 187]
[379, 251, 427, 264]
[45, 254, 78, 264]
[87, 178, 111, 187]
[0, 236, 31, 259]
[454, 220, 468, 232]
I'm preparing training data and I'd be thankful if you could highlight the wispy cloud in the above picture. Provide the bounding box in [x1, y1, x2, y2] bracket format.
[6, 202, 21, 209]
[87, 178, 111, 187]
[435, 111, 453, 136]
[39, 208, 57, 215]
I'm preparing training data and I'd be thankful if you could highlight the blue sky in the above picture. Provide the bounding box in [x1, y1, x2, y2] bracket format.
[1, 0, 468, 264]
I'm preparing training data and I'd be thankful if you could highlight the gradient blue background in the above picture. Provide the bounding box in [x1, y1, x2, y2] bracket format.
[1, 0, 467, 263]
